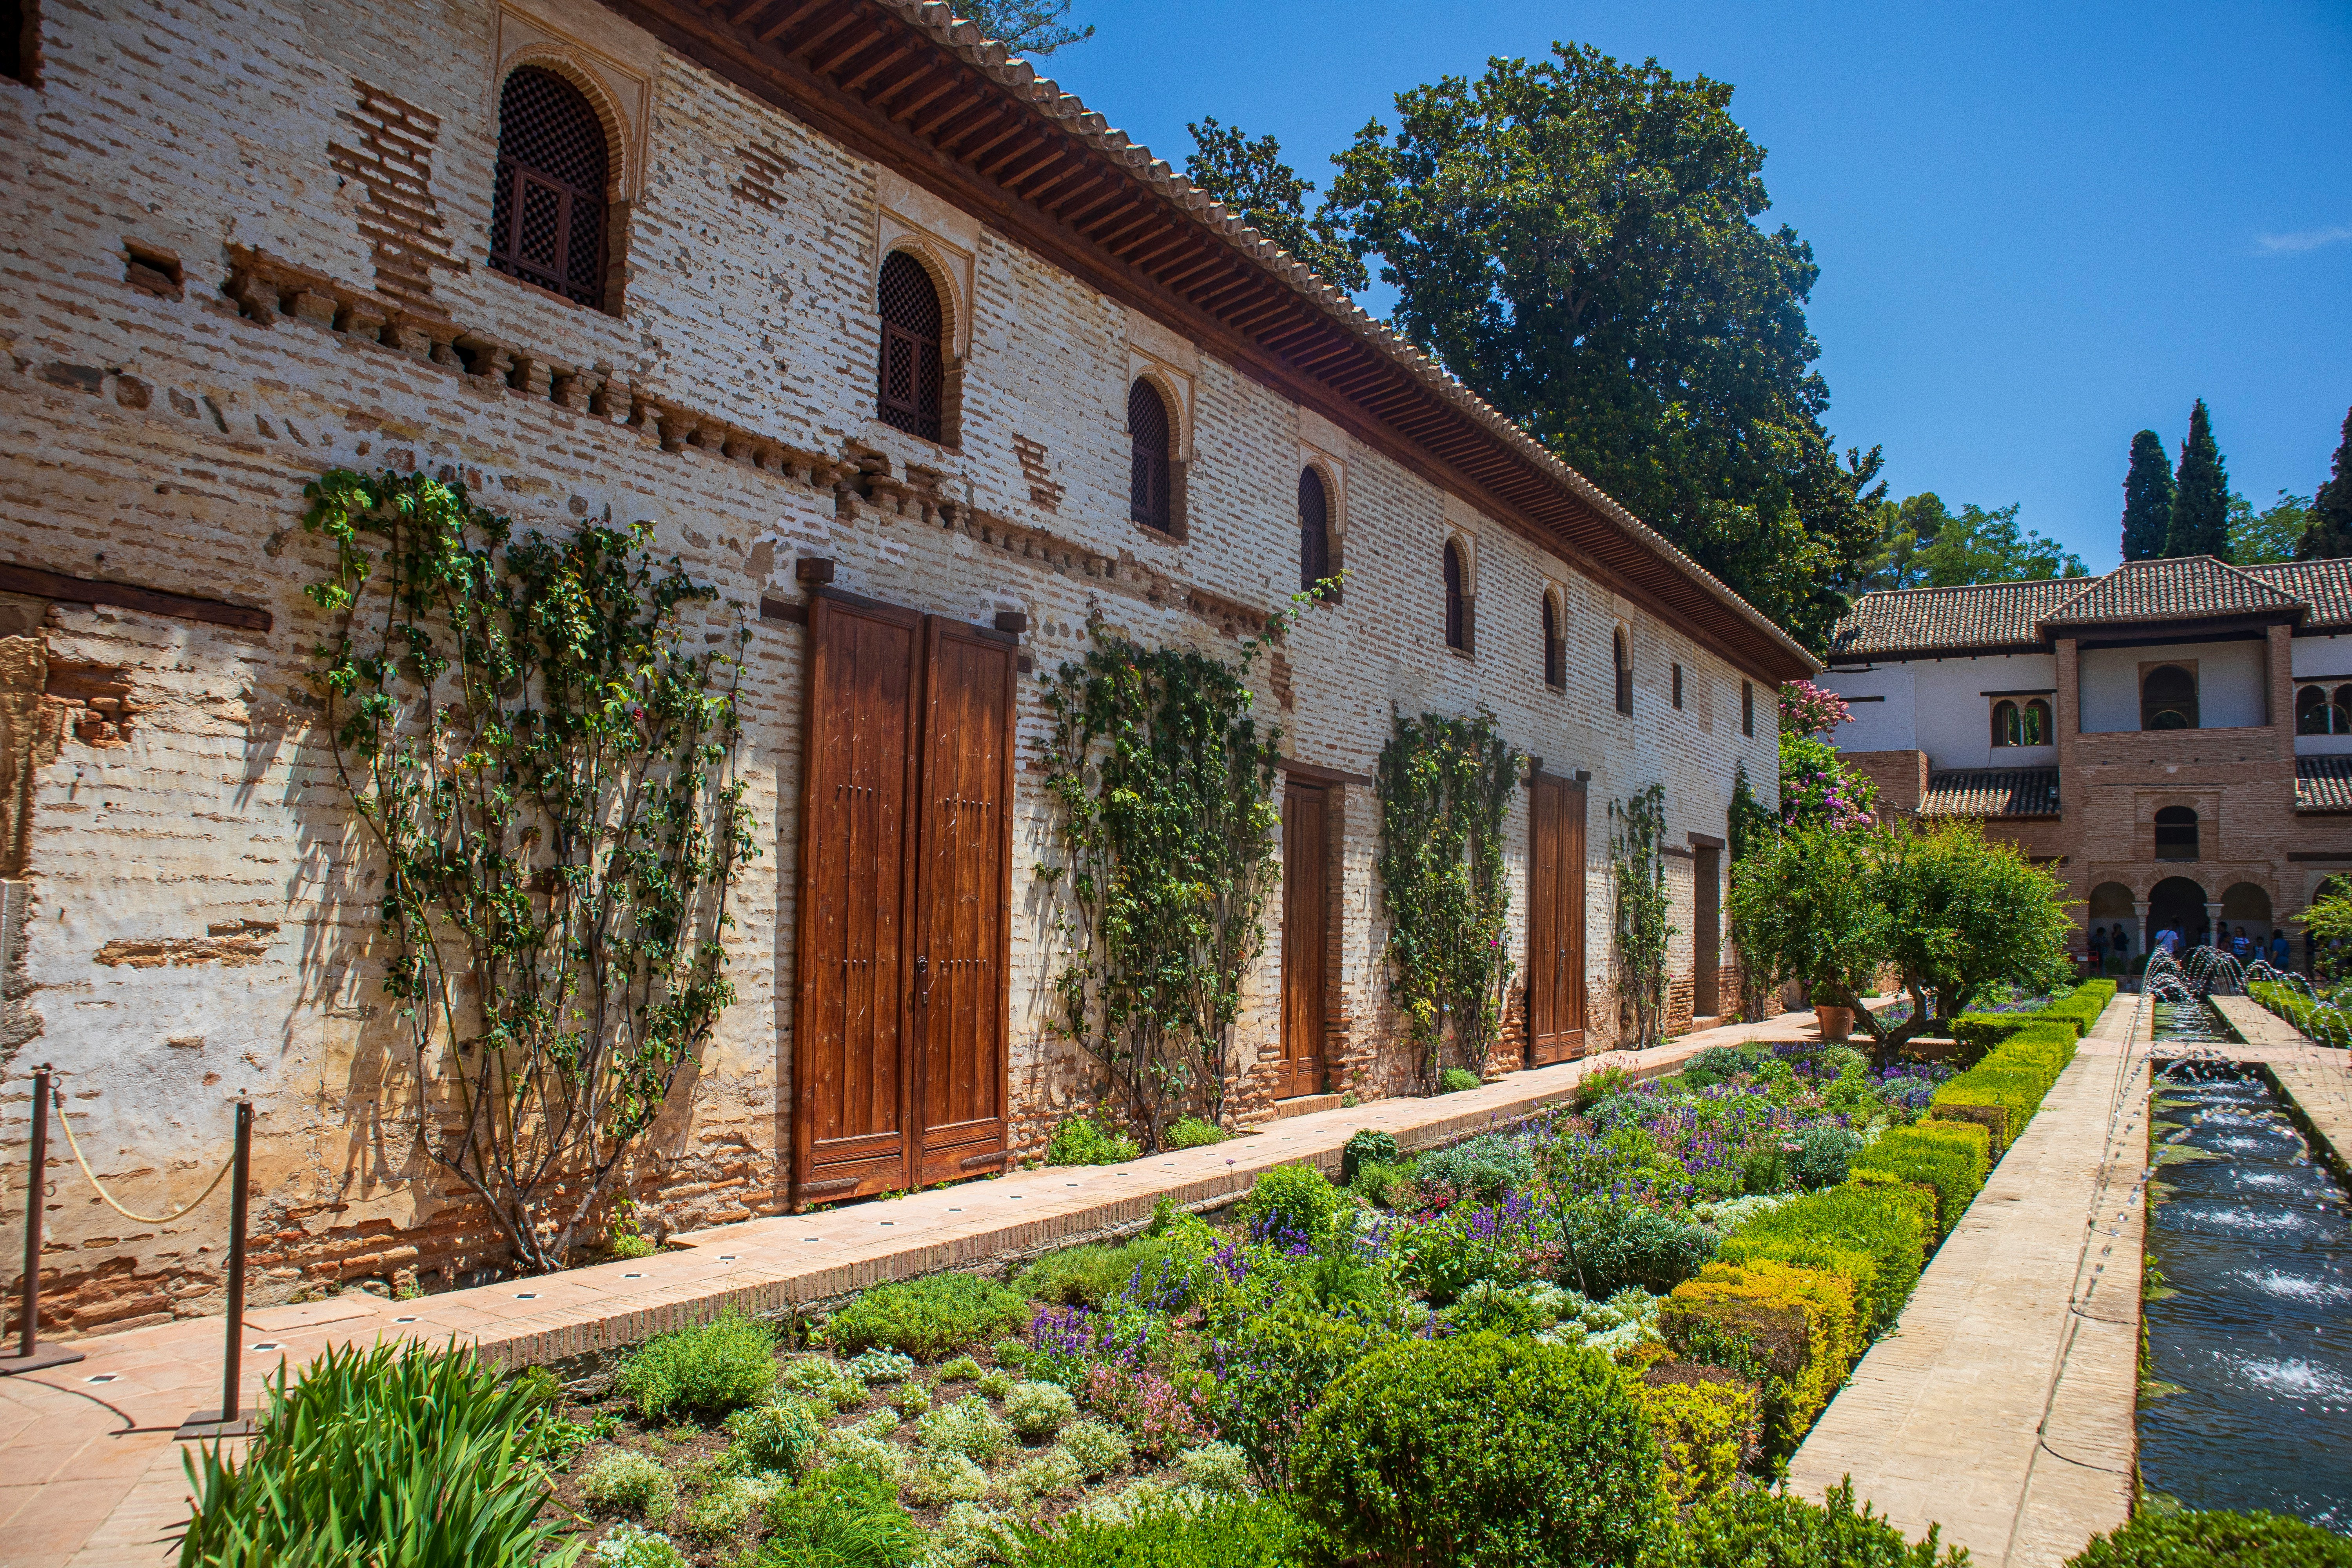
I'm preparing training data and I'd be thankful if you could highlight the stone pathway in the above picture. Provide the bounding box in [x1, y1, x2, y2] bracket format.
[0, 1008, 1838, 1568]
[1786, 993, 2153, 1568]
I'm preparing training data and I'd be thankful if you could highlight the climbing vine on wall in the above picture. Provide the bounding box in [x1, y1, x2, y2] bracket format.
[1612, 782, 1675, 1048]
[301, 468, 755, 1275]
[1375, 710, 1519, 1089]
[1727, 762, 1778, 1022]
[1038, 617, 1290, 1151]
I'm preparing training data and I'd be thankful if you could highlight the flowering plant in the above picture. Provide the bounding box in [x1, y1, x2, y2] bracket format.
[1779, 679, 1853, 739]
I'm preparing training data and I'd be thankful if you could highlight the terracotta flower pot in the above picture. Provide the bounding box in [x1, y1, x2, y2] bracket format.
[1814, 1004, 1855, 1042]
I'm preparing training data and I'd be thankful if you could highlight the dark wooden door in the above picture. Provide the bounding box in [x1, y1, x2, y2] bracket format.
[793, 597, 1014, 1205]
[1527, 775, 1587, 1064]
[1277, 782, 1329, 1099]
[912, 617, 1014, 1185]
[1693, 846, 1722, 1018]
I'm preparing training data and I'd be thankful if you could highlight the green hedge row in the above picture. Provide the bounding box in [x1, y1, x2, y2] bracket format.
[1847, 1121, 1991, 1241]
[1952, 978, 2117, 1049]
[2247, 980, 2348, 1047]
[1929, 1021, 2079, 1154]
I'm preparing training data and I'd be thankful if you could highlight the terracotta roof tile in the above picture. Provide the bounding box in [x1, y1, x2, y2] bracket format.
[2241, 559, 2352, 632]
[2296, 755, 2352, 814]
[1920, 768, 2061, 818]
[1825, 580, 2084, 661]
[2038, 555, 2303, 627]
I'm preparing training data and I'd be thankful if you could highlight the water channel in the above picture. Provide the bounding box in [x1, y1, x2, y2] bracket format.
[2138, 1033, 2352, 1531]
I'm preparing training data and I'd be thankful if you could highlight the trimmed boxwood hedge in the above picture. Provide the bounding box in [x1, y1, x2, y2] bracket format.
[1660, 1258, 1860, 1455]
[2064, 1508, 2352, 1568]
[1714, 1182, 1929, 1333]
[1930, 1021, 2077, 1153]
[1849, 1121, 1991, 1240]
[1953, 980, 2116, 1050]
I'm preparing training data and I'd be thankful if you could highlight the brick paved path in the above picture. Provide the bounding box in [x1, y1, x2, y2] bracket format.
[1, 1010, 1843, 1568]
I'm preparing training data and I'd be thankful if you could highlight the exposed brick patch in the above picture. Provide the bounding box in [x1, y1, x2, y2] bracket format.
[733, 141, 801, 211]
[327, 79, 462, 306]
[1013, 434, 1063, 508]
[93, 929, 278, 968]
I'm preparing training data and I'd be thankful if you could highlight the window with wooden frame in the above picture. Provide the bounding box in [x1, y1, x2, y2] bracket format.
[1742, 681, 1754, 736]
[1299, 466, 1331, 596]
[487, 66, 612, 312]
[1129, 378, 1176, 534]
[876, 251, 946, 443]
[1443, 542, 1468, 652]
[1541, 593, 1565, 689]
[1612, 630, 1632, 714]
[1671, 662, 1684, 710]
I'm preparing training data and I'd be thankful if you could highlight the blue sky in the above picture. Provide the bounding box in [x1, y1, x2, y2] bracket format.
[1031, 1, 2352, 571]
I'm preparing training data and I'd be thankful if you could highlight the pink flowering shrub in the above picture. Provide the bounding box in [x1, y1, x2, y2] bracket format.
[1778, 680, 1852, 739]
[1079, 1362, 1209, 1457]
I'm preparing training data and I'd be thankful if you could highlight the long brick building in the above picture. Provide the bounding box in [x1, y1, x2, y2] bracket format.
[1820, 554, 2352, 963]
[0, 0, 1811, 1328]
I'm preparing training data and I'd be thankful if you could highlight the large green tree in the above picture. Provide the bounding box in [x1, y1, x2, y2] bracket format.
[2230, 491, 2312, 565]
[1854, 493, 2085, 592]
[2166, 398, 2232, 559]
[2296, 406, 2352, 561]
[1319, 44, 1882, 650]
[1184, 119, 1368, 292]
[2119, 429, 2175, 561]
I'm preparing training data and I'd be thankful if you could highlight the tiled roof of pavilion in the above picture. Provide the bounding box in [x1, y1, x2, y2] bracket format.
[1828, 554, 2340, 661]
[2296, 755, 2352, 814]
[1920, 768, 2062, 819]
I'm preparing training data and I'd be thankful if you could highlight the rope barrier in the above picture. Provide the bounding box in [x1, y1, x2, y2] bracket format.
[47, 1082, 236, 1224]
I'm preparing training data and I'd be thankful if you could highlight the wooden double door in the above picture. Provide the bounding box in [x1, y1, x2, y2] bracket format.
[792, 594, 1015, 1205]
[1526, 774, 1588, 1064]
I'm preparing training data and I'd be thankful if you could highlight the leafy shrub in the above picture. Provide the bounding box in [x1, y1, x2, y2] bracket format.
[999, 1446, 1084, 1508]
[1058, 1418, 1133, 1479]
[1004, 1495, 1307, 1567]
[1574, 1063, 1636, 1110]
[929, 1503, 1022, 1568]
[847, 1348, 916, 1384]
[1004, 1379, 1077, 1440]
[582, 1451, 680, 1522]
[725, 1398, 824, 1477]
[1234, 1162, 1344, 1245]
[1292, 1334, 1662, 1568]
[854, 1408, 901, 1440]
[1209, 1303, 1394, 1488]
[916, 1395, 1018, 1465]
[907, 1451, 990, 1506]
[1439, 1066, 1483, 1093]
[1045, 1114, 1141, 1167]
[683, 1474, 779, 1542]
[1165, 1116, 1226, 1149]
[1176, 1441, 1253, 1495]
[892, 1381, 933, 1417]
[1348, 1158, 1415, 1210]
[1717, 1182, 1929, 1332]
[1341, 1128, 1399, 1185]
[779, 1355, 868, 1412]
[594, 1522, 688, 1568]
[829, 1274, 1031, 1362]
[1586, 1092, 1663, 1134]
[938, 1355, 985, 1383]
[1561, 1196, 1717, 1296]
[755, 1463, 921, 1568]
[1016, 1233, 1208, 1310]
[1653, 1478, 1966, 1568]
[820, 1429, 910, 1490]
[1789, 1126, 1863, 1189]
[615, 1311, 777, 1421]
[1415, 1133, 1539, 1203]
[1677, 1047, 1763, 1090]
[1632, 1370, 1759, 1505]
[2063, 1508, 2352, 1568]
[977, 1370, 1016, 1401]
[1441, 1278, 1552, 1336]
[1930, 1022, 2078, 1153]
[1850, 1121, 1990, 1239]
[1661, 1259, 1860, 1454]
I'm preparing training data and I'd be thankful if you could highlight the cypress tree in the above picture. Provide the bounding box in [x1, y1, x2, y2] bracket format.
[2165, 398, 2232, 559]
[2119, 429, 2174, 560]
[2296, 405, 2352, 561]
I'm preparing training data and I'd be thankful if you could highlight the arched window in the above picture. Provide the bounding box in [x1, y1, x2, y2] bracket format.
[1443, 541, 1466, 650]
[2154, 805, 2199, 862]
[1992, 697, 2052, 747]
[2298, 683, 2352, 735]
[488, 67, 611, 311]
[1541, 594, 1564, 689]
[1129, 378, 1173, 533]
[2141, 664, 2198, 731]
[1613, 629, 1632, 715]
[1298, 467, 1330, 595]
[875, 252, 946, 442]
[1992, 699, 2019, 746]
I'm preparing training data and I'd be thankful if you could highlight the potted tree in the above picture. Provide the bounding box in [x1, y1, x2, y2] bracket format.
[1727, 820, 1886, 1044]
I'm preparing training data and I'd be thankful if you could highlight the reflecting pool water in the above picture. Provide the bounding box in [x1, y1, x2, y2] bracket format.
[2140, 1067, 2352, 1531]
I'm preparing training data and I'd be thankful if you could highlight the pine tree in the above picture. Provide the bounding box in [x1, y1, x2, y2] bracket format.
[2119, 429, 2175, 560]
[2165, 398, 2232, 559]
[2296, 405, 2352, 561]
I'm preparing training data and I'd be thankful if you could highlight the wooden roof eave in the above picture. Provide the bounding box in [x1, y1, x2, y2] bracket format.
[608, 0, 1818, 684]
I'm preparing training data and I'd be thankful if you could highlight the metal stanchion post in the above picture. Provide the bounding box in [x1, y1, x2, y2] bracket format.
[2, 1067, 83, 1375]
[176, 1100, 254, 1439]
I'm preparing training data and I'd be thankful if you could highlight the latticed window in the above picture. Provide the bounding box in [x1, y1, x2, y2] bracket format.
[1613, 630, 1632, 714]
[1443, 543, 1466, 650]
[876, 252, 945, 442]
[1129, 379, 1173, 532]
[488, 67, 610, 310]
[1541, 594, 1564, 688]
[1299, 468, 1330, 593]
